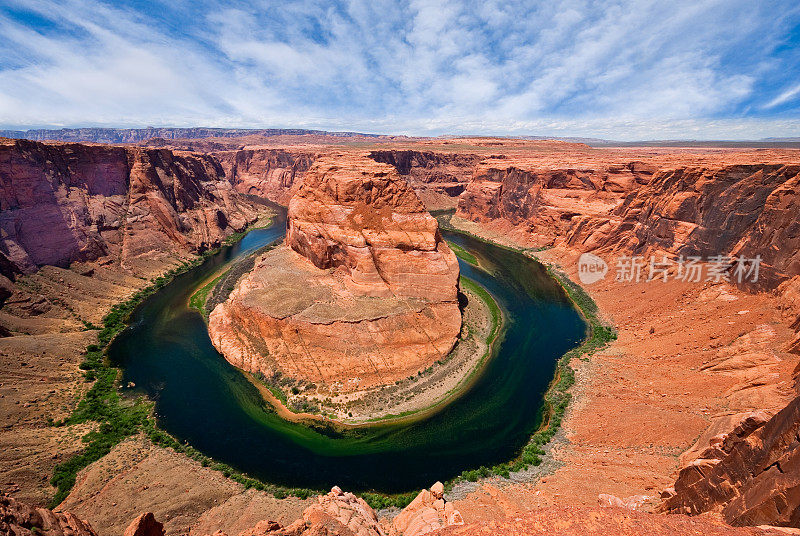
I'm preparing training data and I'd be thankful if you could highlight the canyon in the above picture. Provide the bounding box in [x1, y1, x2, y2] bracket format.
[2, 132, 800, 535]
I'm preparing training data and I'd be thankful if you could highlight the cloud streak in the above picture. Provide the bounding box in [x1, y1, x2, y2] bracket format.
[0, 0, 798, 139]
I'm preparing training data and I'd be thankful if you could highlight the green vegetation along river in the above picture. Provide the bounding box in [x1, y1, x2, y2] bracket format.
[108, 211, 586, 493]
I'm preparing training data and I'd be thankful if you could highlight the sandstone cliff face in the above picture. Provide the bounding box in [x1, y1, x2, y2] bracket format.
[286, 157, 459, 301]
[213, 148, 477, 211]
[660, 396, 800, 527]
[368, 150, 480, 211]
[456, 158, 653, 244]
[567, 164, 800, 288]
[456, 157, 800, 289]
[209, 156, 461, 390]
[0, 138, 262, 277]
[369, 150, 478, 197]
[214, 149, 316, 205]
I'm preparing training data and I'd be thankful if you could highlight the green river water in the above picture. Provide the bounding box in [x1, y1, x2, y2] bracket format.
[109, 212, 586, 493]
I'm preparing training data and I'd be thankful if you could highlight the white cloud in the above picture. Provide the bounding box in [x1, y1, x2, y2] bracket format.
[0, 0, 797, 138]
[764, 84, 800, 109]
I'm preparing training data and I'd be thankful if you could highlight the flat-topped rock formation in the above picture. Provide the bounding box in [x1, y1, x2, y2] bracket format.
[209, 156, 461, 391]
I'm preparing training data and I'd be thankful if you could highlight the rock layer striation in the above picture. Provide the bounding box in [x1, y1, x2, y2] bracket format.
[0, 138, 263, 277]
[209, 156, 461, 391]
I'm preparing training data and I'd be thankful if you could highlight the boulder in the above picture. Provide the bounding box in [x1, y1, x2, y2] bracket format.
[124, 512, 165, 536]
[392, 482, 463, 536]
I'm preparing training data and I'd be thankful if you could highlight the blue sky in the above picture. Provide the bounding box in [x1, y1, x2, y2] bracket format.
[1, 0, 799, 139]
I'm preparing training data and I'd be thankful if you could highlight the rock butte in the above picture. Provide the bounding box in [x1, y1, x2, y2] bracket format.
[4, 131, 800, 534]
[208, 155, 461, 390]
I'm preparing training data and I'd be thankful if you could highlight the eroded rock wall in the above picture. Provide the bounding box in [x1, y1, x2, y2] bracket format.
[456, 158, 653, 244]
[369, 149, 479, 198]
[567, 164, 800, 288]
[0, 138, 263, 277]
[660, 396, 800, 527]
[213, 149, 316, 205]
[286, 157, 460, 301]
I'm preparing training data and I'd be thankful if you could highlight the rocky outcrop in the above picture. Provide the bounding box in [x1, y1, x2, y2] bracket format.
[124, 513, 165, 536]
[660, 396, 800, 527]
[0, 138, 263, 277]
[214, 149, 316, 204]
[228, 487, 384, 536]
[390, 482, 463, 536]
[219, 484, 461, 536]
[0, 494, 98, 536]
[566, 164, 800, 288]
[456, 158, 653, 245]
[209, 156, 461, 390]
[286, 157, 459, 301]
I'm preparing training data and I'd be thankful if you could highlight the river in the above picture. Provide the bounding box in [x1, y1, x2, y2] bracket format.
[109, 212, 586, 493]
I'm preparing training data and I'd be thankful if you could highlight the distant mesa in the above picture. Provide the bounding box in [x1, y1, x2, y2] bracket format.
[0, 127, 382, 144]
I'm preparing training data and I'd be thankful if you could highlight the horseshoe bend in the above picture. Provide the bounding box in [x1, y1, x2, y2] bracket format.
[6, 3, 800, 534]
[4, 127, 800, 536]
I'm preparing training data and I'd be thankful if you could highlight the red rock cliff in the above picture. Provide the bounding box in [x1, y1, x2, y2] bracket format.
[456, 157, 653, 245]
[213, 148, 315, 205]
[286, 157, 460, 301]
[659, 395, 800, 527]
[209, 156, 461, 391]
[0, 138, 262, 276]
[567, 164, 800, 288]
